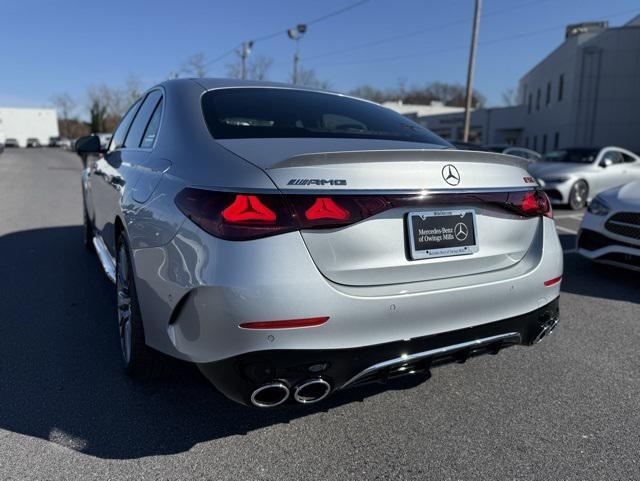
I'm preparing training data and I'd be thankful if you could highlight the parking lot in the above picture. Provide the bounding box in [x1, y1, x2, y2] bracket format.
[0, 148, 638, 481]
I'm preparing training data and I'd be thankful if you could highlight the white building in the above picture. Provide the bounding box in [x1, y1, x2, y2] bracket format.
[415, 15, 640, 153]
[0, 107, 59, 147]
[382, 100, 466, 120]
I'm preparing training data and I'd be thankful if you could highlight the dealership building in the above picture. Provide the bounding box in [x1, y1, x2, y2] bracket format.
[415, 15, 640, 153]
[0, 107, 59, 147]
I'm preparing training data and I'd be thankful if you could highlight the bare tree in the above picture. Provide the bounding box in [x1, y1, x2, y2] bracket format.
[124, 74, 142, 104]
[225, 53, 273, 80]
[182, 52, 207, 78]
[50, 92, 76, 138]
[501, 88, 518, 106]
[292, 66, 331, 90]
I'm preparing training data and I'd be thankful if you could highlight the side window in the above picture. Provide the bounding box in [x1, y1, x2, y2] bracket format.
[140, 98, 163, 149]
[602, 151, 623, 165]
[124, 90, 163, 148]
[622, 153, 637, 163]
[109, 99, 141, 152]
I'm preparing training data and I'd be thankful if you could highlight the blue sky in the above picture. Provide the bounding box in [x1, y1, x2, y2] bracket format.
[1, 0, 638, 117]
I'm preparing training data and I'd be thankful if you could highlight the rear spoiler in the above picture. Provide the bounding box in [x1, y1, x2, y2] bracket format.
[266, 149, 529, 171]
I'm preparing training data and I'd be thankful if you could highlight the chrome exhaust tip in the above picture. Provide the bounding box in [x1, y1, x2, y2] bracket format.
[250, 382, 290, 408]
[293, 378, 332, 404]
[533, 313, 560, 344]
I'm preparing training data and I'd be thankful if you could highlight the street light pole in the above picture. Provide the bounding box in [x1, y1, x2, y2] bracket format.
[463, 0, 482, 142]
[288, 24, 307, 85]
[240, 41, 253, 80]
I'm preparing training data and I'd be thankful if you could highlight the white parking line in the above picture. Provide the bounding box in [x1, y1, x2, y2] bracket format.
[555, 225, 578, 235]
[553, 214, 585, 220]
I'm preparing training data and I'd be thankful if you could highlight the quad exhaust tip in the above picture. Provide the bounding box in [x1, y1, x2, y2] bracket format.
[293, 378, 332, 404]
[250, 382, 290, 408]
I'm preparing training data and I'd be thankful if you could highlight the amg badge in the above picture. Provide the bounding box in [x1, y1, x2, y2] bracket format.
[287, 179, 347, 186]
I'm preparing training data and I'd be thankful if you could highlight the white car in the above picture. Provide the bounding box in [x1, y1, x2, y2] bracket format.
[577, 181, 640, 272]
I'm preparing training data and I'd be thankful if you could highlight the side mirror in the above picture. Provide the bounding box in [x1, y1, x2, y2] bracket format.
[75, 135, 103, 155]
[599, 158, 613, 168]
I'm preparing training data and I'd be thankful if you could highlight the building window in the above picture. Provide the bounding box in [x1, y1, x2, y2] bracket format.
[528, 94, 532, 113]
[533, 136, 538, 151]
[536, 89, 541, 111]
[546, 82, 551, 106]
[558, 74, 564, 102]
[542, 134, 547, 153]
[525, 137, 529, 148]
[554, 132, 560, 150]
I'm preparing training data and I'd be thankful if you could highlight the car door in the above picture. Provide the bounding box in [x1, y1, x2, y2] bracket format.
[92, 89, 163, 255]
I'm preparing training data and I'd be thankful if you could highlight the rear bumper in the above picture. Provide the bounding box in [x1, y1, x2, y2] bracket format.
[199, 297, 560, 406]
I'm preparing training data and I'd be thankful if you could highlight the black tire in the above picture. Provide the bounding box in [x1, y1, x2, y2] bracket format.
[83, 207, 93, 251]
[568, 180, 588, 210]
[116, 232, 169, 380]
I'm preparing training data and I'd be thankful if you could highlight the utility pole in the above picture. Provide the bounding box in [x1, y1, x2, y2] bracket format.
[288, 24, 307, 85]
[240, 41, 253, 80]
[463, 0, 481, 142]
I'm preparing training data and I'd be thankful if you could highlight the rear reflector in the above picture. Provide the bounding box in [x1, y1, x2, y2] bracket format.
[544, 276, 562, 287]
[239, 316, 330, 330]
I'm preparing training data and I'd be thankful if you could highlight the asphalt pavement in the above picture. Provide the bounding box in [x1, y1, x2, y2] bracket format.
[0, 148, 638, 481]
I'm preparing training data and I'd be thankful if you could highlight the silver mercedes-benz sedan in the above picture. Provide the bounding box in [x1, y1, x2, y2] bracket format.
[76, 79, 563, 408]
[577, 181, 640, 271]
[528, 147, 640, 210]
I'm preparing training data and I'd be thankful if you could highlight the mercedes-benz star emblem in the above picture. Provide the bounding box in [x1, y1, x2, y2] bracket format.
[442, 164, 461, 186]
[454, 222, 469, 241]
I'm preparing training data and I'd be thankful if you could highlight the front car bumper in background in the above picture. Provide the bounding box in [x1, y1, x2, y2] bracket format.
[577, 210, 640, 271]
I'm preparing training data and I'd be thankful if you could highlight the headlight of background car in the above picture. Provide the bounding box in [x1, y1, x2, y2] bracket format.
[588, 197, 609, 216]
[542, 177, 569, 183]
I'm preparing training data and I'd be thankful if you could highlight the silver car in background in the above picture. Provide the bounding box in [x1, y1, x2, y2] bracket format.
[528, 147, 640, 210]
[76, 79, 563, 408]
[577, 180, 640, 271]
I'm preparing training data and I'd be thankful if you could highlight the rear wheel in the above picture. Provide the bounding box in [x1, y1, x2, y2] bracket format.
[568, 180, 588, 210]
[116, 233, 168, 380]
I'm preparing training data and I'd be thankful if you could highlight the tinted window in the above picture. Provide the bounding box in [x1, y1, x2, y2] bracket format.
[140, 99, 163, 149]
[602, 150, 623, 165]
[544, 148, 599, 164]
[109, 99, 141, 151]
[622, 153, 637, 163]
[201, 88, 449, 145]
[124, 90, 163, 148]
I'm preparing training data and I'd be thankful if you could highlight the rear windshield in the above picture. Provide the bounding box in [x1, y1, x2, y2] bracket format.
[201, 88, 449, 145]
[543, 149, 599, 164]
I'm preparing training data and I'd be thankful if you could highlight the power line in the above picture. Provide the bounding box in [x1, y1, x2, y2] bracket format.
[201, 0, 372, 68]
[310, 7, 640, 69]
[303, 0, 552, 62]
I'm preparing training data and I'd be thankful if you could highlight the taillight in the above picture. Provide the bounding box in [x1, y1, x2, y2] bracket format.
[175, 188, 295, 240]
[175, 187, 551, 241]
[508, 190, 553, 219]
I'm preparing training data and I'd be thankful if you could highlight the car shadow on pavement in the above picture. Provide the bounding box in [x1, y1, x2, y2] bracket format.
[559, 234, 639, 304]
[0, 226, 426, 459]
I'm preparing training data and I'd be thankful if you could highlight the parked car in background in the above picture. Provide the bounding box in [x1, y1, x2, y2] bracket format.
[0, 132, 5, 154]
[528, 146, 640, 210]
[450, 141, 490, 152]
[76, 79, 562, 409]
[5, 138, 20, 148]
[484, 144, 541, 162]
[502, 147, 541, 163]
[26, 138, 42, 148]
[577, 181, 640, 272]
[48, 136, 71, 148]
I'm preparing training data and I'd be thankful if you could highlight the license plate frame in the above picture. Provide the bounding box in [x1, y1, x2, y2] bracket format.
[407, 209, 479, 260]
